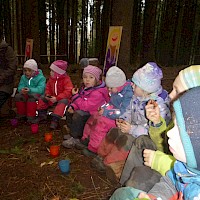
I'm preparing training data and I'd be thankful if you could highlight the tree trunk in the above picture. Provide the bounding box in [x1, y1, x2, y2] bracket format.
[39, 0, 48, 64]
[141, 0, 158, 65]
[111, 0, 134, 74]
[176, 0, 196, 64]
[100, 0, 111, 64]
[56, 0, 66, 60]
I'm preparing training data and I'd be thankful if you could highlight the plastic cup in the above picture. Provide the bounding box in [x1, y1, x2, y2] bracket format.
[45, 133, 53, 142]
[58, 160, 70, 174]
[10, 118, 18, 127]
[50, 145, 60, 157]
[31, 124, 39, 134]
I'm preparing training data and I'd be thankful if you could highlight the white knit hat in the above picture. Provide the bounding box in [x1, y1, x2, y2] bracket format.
[24, 59, 38, 71]
[105, 66, 126, 88]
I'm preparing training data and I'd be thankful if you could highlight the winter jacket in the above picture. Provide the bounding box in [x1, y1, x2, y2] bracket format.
[70, 81, 109, 114]
[120, 86, 171, 138]
[110, 162, 200, 200]
[45, 74, 73, 101]
[102, 81, 133, 119]
[148, 161, 200, 199]
[0, 40, 17, 94]
[18, 69, 46, 95]
[82, 81, 133, 153]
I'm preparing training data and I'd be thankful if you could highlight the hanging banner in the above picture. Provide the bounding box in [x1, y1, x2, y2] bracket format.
[103, 26, 123, 76]
[25, 38, 33, 61]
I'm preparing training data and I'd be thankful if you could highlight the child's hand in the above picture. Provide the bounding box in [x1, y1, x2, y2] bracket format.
[119, 121, 131, 133]
[143, 149, 155, 167]
[67, 106, 74, 114]
[98, 107, 104, 115]
[138, 192, 150, 199]
[145, 100, 161, 125]
[72, 85, 79, 95]
[21, 87, 29, 94]
[116, 118, 124, 127]
[49, 96, 57, 103]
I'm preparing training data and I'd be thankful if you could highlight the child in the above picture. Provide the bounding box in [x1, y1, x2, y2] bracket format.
[96, 62, 171, 183]
[119, 65, 200, 193]
[110, 86, 200, 200]
[62, 65, 109, 148]
[81, 66, 134, 157]
[143, 65, 200, 175]
[15, 59, 46, 124]
[37, 60, 73, 129]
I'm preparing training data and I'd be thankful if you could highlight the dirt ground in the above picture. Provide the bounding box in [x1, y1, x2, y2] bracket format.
[0, 64, 186, 200]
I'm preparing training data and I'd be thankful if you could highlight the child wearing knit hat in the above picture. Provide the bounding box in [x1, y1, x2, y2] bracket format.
[118, 65, 200, 195]
[143, 65, 200, 176]
[62, 65, 109, 148]
[80, 66, 133, 157]
[110, 86, 200, 200]
[37, 60, 73, 130]
[95, 62, 171, 184]
[14, 59, 46, 124]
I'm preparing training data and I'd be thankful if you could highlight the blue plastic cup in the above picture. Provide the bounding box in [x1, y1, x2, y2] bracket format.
[58, 160, 70, 174]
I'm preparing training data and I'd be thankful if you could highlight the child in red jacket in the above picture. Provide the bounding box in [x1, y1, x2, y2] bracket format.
[37, 60, 73, 129]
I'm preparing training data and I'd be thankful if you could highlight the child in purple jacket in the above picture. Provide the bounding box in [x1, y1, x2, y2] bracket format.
[62, 65, 109, 148]
[81, 66, 133, 157]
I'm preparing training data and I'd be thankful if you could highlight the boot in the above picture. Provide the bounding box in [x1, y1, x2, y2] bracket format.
[37, 110, 47, 123]
[50, 116, 59, 130]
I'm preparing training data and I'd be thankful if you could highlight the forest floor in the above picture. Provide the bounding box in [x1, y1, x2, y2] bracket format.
[0, 64, 186, 200]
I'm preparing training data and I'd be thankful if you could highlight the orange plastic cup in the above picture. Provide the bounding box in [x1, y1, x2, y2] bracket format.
[45, 133, 53, 142]
[50, 145, 60, 157]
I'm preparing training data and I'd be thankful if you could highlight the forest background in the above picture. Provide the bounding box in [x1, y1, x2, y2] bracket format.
[0, 0, 200, 75]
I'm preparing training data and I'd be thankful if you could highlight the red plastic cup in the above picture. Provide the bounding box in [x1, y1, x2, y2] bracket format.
[45, 133, 53, 142]
[50, 145, 60, 157]
[31, 124, 39, 134]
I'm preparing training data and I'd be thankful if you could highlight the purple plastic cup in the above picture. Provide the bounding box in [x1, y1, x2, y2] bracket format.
[10, 119, 18, 127]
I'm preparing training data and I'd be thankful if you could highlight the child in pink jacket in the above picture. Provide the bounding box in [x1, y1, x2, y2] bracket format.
[62, 65, 109, 148]
[81, 66, 133, 157]
[37, 60, 73, 129]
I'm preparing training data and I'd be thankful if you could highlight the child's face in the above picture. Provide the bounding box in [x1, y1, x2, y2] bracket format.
[83, 72, 97, 88]
[132, 83, 146, 97]
[107, 87, 118, 94]
[50, 69, 55, 77]
[167, 119, 186, 163]
[24, 68, 34, 79]
[169, 75, 186, 101]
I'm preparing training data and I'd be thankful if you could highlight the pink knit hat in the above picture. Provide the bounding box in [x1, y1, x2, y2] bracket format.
[50, 60, 68, 75]
[83, 65, 102, 81]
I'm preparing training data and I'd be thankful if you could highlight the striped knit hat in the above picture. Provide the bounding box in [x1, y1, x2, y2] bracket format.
[173, 86, 200, 174]
[179, 65, 200, 90]
[83, 65, 102, 82]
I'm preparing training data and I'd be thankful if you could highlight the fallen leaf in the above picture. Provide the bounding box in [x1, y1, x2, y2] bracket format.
[40, 162, 46, 167]
[48, 161, 54, 165]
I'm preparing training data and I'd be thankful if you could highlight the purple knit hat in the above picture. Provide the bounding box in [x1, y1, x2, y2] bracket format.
[83, 65, 102, 81]
[50, 60, 68, 75]
[132, 62, 163, 93]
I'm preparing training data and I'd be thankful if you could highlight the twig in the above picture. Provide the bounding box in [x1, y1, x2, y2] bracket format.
[98, 176, 113, 187]
[90, 176, 102, 200]
[45, 183, 56, 198]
